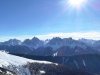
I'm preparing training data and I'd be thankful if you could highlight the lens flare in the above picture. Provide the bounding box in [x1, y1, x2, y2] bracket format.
[68, 0, 87, 9]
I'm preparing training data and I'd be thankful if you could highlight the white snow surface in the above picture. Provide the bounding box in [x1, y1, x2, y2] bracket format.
[82, 59, 86, 67]
[40, 70, 45, 74]
[0, 51, 52, 67]
[0, 51, 54, 75]
[53, 51, 58, 56]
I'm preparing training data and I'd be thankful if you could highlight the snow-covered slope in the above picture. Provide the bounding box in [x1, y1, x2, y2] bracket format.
[0, 51, 54, 75]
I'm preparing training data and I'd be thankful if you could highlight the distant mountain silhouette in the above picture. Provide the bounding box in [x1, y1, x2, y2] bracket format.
[22, 37, 44, 49]
[0, 39, 21, 46]
[0, 37, 100, 56]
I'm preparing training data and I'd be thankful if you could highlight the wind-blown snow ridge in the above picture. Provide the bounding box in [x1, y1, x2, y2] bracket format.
[0, 51, 52, 66]
[0, 50, 54, 75]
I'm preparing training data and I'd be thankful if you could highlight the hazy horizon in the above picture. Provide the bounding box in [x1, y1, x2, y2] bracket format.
[0, 32, 99, 42]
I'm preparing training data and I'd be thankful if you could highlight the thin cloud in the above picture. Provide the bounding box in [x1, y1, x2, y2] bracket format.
[37, 32, 100, 40]
[0, 32, 100, 42]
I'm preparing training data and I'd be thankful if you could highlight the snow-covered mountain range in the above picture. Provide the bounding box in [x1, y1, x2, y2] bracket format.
[0, 37, 99, 49]
[0, 37, 100, 56]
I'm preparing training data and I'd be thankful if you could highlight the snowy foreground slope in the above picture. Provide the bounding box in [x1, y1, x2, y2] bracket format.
[0, 51, 55, 75]
[0, 51, 96, 75]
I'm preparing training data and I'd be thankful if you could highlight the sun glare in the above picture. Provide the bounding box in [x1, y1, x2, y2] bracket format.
[68, 0, 87, 9]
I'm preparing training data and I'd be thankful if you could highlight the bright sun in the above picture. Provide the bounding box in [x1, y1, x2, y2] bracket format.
[68, 0, 87, 9]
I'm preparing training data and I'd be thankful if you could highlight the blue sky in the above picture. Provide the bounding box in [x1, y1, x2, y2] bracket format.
[0, 0, 100, 41]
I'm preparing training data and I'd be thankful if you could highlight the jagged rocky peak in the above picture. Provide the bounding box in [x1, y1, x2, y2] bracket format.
[79, 38, 96, 45]
[22, 37, 43, 49]
[31, 37, 40, 41]
[63, 37, 73, 40]
[31, 37, 44, 45]
[47, 37, 63, 45]
[1, 39, 21, 46]
[46, 37, 63, 49]
[63, 37, 75, 45]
